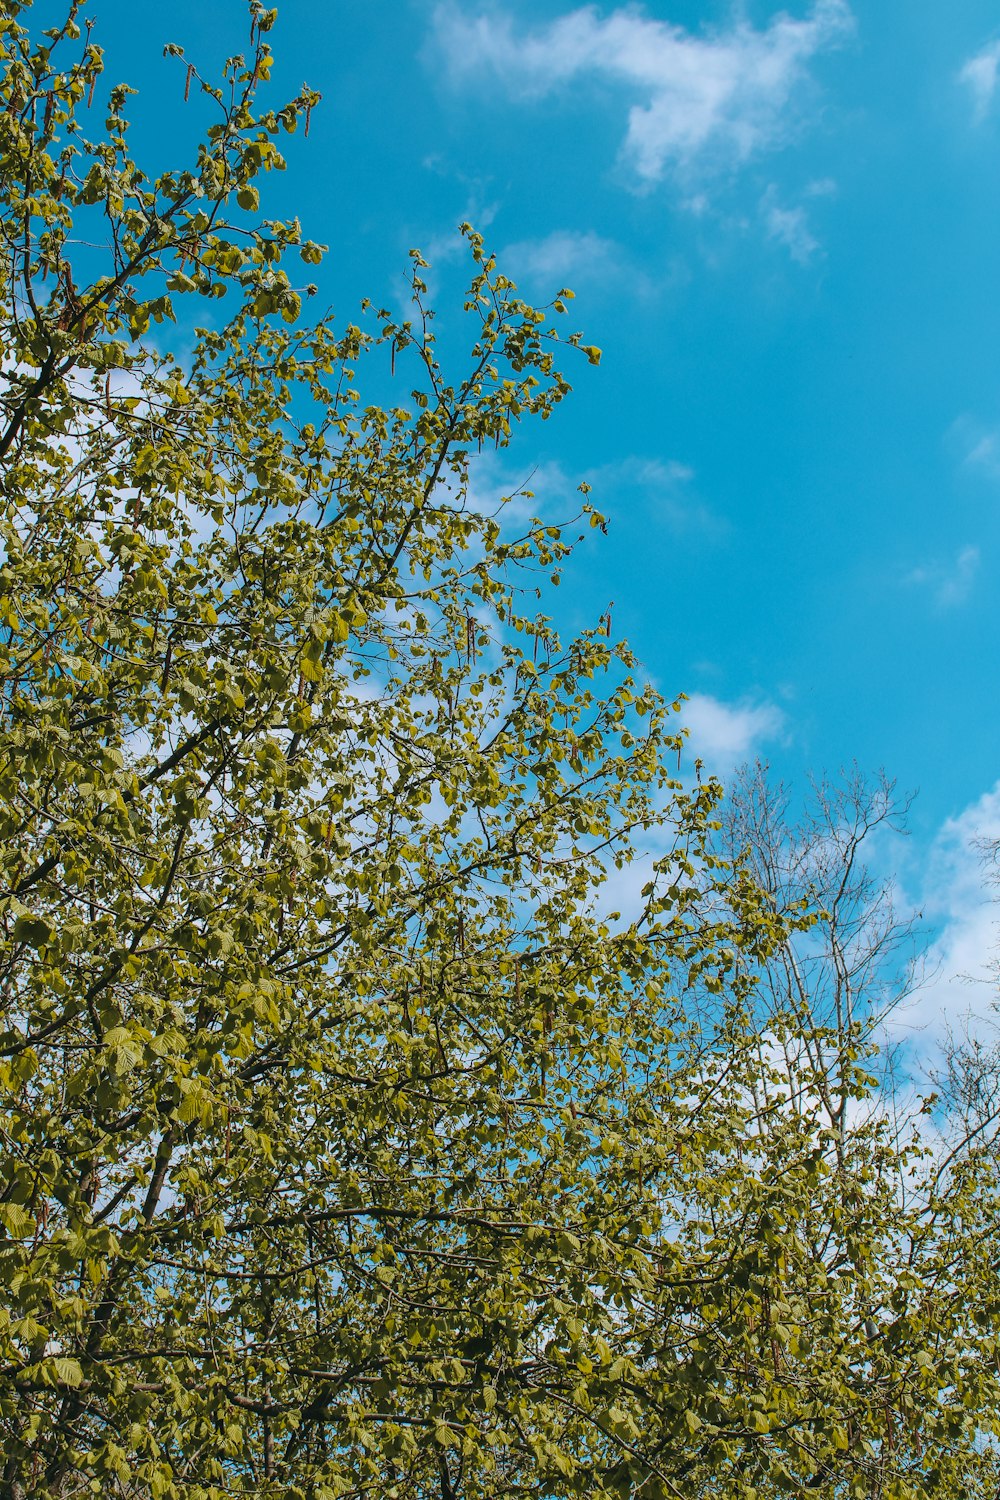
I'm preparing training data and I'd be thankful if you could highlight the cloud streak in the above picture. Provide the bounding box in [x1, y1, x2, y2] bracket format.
[682, 693, 786, 775]
[583, 455, 720, 534]
[762, 185, 821, 261]
[431, 1, 853, 184]
[888, 784, 1000, 1052]
[500, 229, 627, 286]
[959, 39, 1000, 121]
[903, 545, 980, 610]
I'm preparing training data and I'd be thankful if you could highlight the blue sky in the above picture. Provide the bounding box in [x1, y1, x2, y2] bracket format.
[100, 0, 1000, 1033]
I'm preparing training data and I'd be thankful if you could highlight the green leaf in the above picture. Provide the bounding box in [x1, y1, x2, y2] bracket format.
[52, 1358, 84, 1388]
[11, 915, 54, 949]
[0, 1202, 34, 1238]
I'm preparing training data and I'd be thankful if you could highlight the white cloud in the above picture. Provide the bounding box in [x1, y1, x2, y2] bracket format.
[805, 175, 837, 196]
[959, 39, 1000, 121]
[431, 0, 853, 184]
[888, 784, 1000, 1049]
[903, 544, 980, 610]
[582, 454, 720, 533]
[967, 431, 1000, 473]
[947, 413, 1000, 478]
[761, 184, 820, 261]
[500, 229, 626, 286]
[682, 693, 786, 775]
[456, 451, 576, 530]
[616, 456, 694, 486]
[963, 425, 1000, 479]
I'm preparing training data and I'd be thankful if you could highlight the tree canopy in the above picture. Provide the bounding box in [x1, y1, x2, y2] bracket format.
[1, 5, 999, 1498]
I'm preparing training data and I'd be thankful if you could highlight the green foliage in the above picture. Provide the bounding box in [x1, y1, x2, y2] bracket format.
[0, 4, 998, 1497]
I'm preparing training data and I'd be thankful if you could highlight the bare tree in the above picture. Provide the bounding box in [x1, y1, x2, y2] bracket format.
[930, 838, 1000, 1158]
[716, 761, 923, 1136]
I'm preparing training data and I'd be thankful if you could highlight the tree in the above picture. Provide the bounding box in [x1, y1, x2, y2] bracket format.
[707, 762, 1000, 1496]
[713, 762, 923, 1135]
[1, 6, 999, 1498]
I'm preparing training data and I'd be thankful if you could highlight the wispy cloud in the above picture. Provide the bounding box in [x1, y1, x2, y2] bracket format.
[458, 452, 575, 527]
[888, 784, 1000, 1050]
[967, 432, 1000, 473]
[805, 175, 838, 196]
[462, 450, 715, 534]
[431, 1, 853, 186]
[959, 39, 1000, 121]
[500, 229, 627, 287]
[947, 413, 1000, 478]
[583, 455, 720, 534]
[903, 545, 980, 610]
[961, 424, 1000, 479]
[761, 184, 820, 262]
[682, 693, 786, 775]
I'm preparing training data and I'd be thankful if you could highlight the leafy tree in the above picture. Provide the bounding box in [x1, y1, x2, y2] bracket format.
[0, 5, 999, 1498]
